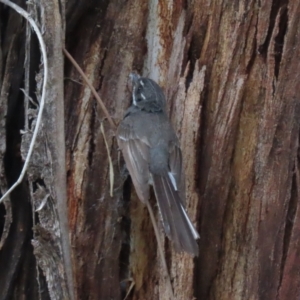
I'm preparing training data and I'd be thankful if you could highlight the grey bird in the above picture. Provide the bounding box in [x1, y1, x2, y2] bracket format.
[117, 74, 199, 255]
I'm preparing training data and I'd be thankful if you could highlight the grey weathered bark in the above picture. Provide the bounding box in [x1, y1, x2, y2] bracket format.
[0, 0, 73, 299]
[0, 1, 300, 300]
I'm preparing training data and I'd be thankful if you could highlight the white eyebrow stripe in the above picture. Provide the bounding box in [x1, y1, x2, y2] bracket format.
[141, 93, 146, 100]
[140, 80, 144, 86]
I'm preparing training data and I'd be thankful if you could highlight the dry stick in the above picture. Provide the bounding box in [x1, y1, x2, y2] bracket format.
[100, 122, 114, 197]
[63, 48, 175, 299]
[0, 0, 47, 204]
[62, 48, 116, 129]
[63, 48, 115, 198]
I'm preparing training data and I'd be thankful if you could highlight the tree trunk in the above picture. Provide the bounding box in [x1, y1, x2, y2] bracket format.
[0, 1, 300, 300]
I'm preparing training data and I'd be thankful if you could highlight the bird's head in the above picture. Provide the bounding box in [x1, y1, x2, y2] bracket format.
[130, 73, 166, 113]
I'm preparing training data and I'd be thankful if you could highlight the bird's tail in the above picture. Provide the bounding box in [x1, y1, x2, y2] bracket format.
[152, 173, 199, 256]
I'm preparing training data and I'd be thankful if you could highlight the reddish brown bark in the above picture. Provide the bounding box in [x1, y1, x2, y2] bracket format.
[0, 1, 300, 300]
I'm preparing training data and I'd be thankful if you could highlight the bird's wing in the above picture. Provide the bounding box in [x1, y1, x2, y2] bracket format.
[117, 118, 150, 202]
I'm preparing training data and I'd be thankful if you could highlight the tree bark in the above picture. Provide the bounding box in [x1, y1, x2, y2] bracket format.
[0, 1, 300, 300]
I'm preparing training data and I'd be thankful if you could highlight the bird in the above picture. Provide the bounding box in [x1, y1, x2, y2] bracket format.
[117, 73, 199, 256]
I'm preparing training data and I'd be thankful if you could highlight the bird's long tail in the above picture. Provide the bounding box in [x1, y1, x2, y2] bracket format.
[152, 173, 199, 256]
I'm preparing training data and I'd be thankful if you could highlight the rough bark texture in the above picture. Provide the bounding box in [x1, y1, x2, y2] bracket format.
[0, 0, 300, 300]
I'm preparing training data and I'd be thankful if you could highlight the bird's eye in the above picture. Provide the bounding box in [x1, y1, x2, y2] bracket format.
[137, 86, 143, 93]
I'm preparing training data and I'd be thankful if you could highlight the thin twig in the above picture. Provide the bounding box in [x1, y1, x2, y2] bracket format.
[0, 0, 48, 203]
[62, 47, 117, 130]
[100, 122, 114, 197]
[146, 200, 175, 300]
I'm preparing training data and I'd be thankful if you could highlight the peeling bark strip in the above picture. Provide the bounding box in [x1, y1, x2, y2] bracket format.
[0, 0, 72, 299]
[0, 0, 49, 204]
[1, 0, 300, 299]
[28, 0, 74, 299]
